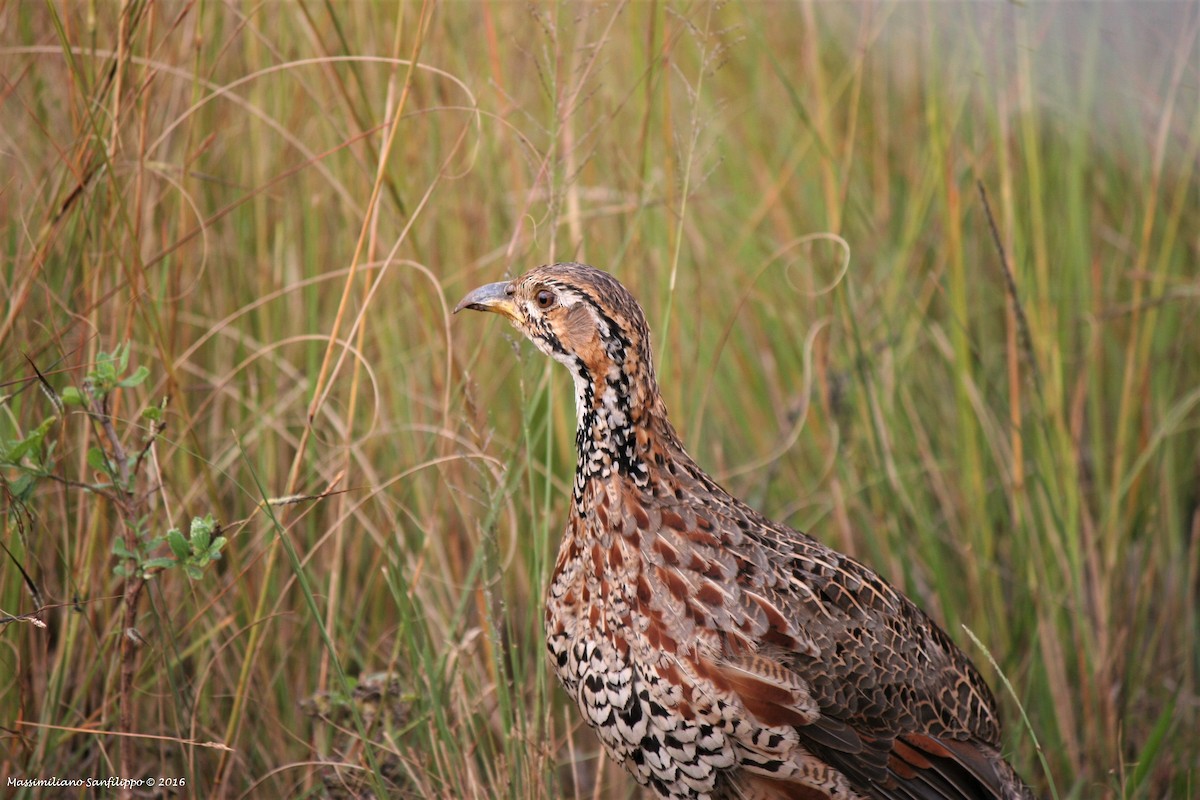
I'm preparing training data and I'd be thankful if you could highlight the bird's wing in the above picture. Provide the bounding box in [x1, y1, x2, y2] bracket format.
[701, 501, 1025, 799]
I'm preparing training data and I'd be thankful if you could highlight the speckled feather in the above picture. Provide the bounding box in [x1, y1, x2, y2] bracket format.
[458, 263, 1036, 800]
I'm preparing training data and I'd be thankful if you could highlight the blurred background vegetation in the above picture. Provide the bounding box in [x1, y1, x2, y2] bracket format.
[1, 2, 1197, 797]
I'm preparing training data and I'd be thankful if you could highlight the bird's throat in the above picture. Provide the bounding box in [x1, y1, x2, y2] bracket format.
[570, 362, 652, 506]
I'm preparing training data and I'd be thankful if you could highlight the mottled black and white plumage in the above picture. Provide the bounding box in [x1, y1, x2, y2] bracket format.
[457, 263, 1037, 800]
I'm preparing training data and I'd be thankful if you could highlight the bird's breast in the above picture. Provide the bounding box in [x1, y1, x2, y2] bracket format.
[544, 524, 744, 797]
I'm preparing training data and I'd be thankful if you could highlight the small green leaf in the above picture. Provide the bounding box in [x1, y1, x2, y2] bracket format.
[4, 436, 32, 464]
[141, 557, 175, 574]
[167, 528, 189, 560]
[142, 404, 163, 422]
[95, 359, 116, 388]
[190, 515, 215, 551]
[184, 564, 204, 581]
[118, 365, 150, 389]
[111, 538, 136, 560]
[207, 535, 228, 559]
[29, 418, 54, 451]
[87, 447, 111, 476]
[117, 342, 131, 374]
[61, 386, 85, 406]
[5, 418, 54, 466]
[9, 473, 34, 499]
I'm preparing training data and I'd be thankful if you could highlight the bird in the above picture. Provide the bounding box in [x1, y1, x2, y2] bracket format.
[455, 263, 1036, 800]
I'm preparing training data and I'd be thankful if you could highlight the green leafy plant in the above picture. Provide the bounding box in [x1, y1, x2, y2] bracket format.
[166, 514, 228, 581]
[4, 342, 224, 793]
[0, 416, 57, 502]
[112, 513, 226, 580]
[61, 342, 150, 408]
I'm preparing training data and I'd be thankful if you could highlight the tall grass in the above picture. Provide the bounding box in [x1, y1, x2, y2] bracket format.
[1, 2, 1196, 798]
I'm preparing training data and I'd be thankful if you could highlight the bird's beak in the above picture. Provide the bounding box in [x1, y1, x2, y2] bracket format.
[453, 281, 518, 321]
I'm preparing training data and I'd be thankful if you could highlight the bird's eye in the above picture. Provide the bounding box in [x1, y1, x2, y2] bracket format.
[534, 289, 556, 309]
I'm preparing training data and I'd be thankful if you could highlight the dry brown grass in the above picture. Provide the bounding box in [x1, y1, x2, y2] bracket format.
[1, 3, 1197, 797]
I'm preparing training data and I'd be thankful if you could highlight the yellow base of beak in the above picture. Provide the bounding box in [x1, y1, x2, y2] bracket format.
[454, 281, 518, 321]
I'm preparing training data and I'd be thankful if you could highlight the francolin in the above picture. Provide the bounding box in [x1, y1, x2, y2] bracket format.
[456, 263, 1035, 800]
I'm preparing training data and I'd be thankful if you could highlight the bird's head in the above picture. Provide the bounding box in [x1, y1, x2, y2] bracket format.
[457, 262, 690, 485]
[454, 263, 656, 402]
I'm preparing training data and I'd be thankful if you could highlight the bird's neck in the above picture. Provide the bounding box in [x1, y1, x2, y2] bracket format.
[569, 361, 683, 508]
